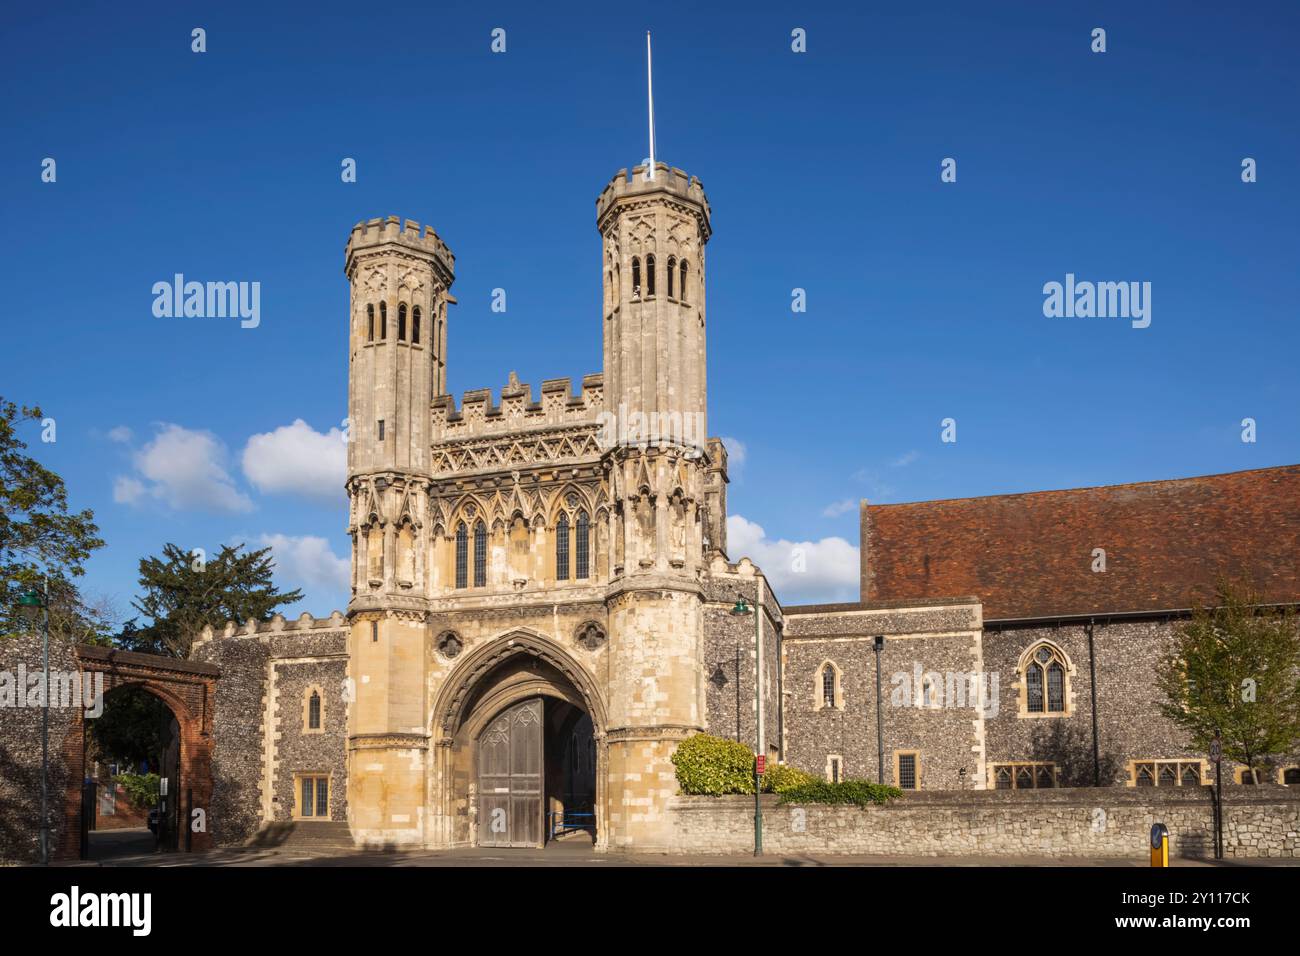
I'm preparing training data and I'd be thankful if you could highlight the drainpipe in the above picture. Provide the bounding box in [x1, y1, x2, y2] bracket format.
[1087, 618, 1100, 786]
[873, 635, 885, 783]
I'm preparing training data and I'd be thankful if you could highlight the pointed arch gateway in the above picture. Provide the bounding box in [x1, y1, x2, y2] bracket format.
[429, 629, 606, 849]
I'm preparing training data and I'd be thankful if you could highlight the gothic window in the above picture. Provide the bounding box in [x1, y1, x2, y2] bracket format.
[555, 513, 570, 581]
[398, 303, 407, 341]
[473, 520, 487, 587]
[679, 260, 688, 303]
[667, 256, 676, 297]
[1131, 760, 1205, 787]
[455, 523, 468, 589]
[575, 510, 590, 579]
[379, 301, 387, 339]
[645, 254, 656, 297]
[1022, 643, 1069, 715]
[366, 304, 375, 341]
[412, 306, 421, 344]
[631, 257, 641, 297]
[306, 689, 322, 731]
[816, 661, 841, 710]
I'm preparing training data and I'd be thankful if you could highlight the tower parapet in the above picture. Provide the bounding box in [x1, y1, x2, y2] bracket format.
[345, 216, 455, 283]
[596, 164, 711, 237]
[431, 372, 605, 441]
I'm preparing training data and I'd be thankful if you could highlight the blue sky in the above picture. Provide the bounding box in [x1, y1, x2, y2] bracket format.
[2, 0, 1297, 617]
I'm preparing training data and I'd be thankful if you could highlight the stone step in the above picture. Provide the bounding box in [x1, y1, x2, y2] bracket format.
[250, 821, 357, 849]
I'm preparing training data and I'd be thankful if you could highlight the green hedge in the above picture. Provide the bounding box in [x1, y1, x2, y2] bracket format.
[761, 762, 817, 794]
[113, 772, 160, 810]
[671, 734, 756, 795]
[776, 779, 902, 808]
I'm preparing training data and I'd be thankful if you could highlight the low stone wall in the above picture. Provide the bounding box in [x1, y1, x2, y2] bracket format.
[666, 787, 1300, 859]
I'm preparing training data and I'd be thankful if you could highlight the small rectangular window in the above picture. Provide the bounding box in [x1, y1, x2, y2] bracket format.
[897, 753, 918, 790]
[830, 758, 841, 784]
[377, 420, 385, 441]
[370, 620, 378, 642]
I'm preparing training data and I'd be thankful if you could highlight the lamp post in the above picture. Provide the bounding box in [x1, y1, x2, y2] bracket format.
[18, 581, 50, 865]
[731, 590, 763, 856]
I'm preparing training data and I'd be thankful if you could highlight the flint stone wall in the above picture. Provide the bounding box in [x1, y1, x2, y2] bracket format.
[666, 787, 1300, 858]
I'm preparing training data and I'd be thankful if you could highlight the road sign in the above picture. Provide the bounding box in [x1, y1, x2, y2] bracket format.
[1210, 738, 1222, 763]
[755, 755, 766, 775]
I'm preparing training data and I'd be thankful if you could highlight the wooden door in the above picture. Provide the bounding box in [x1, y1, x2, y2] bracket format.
[477, 698, 543, 847]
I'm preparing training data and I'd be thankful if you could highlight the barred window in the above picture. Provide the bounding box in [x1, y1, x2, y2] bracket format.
[398, 303, 407, 341]
[897, 753, 918, 790]
[308, 691, 321, 730]
[455, 523, 468, 589]
[645, 254, 656, 297]
[667, 256, 676, 297]
[379, 301, 387, 339]
[473, 520, 487, 587]
[679, 260, 688, 303]
[555, 513, 570, 581]
[632, 257, 641, 296]
[1026, 662, 1044, 713]
[828, 757, 842, 784]
[366, 304, 375, 341]
[412, 306, 421, 344]
[299, 775, 329, 818]
[575, 510, 590, 579]
[1047, 661, 1065, 712]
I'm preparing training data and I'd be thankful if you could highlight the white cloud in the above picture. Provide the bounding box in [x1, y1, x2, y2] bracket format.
[822, 498, 857, 518]
[256, 533, 350, 597]
[891, 450, 920, 468]
[112, 476, 145, 504]
[106, 425, 133, 443]
[726, 514, 859, 606]
[242, 419, 347, 501]
[719, 436, 746, 471]
[117, 424, 253, 513]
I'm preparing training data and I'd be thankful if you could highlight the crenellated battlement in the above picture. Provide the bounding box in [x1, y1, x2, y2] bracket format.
[431, 371, 604, 441]
[596, 163, 711, 236]
[192, 610, 348, 651]
[344, 215, 455, 279]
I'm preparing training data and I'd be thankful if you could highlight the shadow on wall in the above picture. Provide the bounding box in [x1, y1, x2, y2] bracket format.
[1027, 721, 1122, 787]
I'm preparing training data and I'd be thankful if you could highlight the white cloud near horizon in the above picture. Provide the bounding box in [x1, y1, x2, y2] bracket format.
[115, 423, 253, 513]
[242, 419, 347, 501]
[254, 533, 351, 602]
[726, 514, 859, 606]
[822, 498, 857, 517]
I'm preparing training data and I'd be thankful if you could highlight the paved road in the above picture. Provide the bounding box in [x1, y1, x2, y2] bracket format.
[55, 841, 1299, 868]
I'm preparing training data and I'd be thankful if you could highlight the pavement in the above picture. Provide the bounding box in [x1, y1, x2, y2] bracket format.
[55, 839, 1300, 868]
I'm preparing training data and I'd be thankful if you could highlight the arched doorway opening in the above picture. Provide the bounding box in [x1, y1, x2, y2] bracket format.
[83, 683, 184, 860]
[431, 631, 605, 849]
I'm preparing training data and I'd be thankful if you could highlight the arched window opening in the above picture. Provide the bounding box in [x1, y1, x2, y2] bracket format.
[379, 301, 388, 340]
[667, 256, 676, 298]
[308, 690, 321, 730]
[631, 257, 641, 297]
[455, 523, 468, 589]
[412, 306, 421, 344]
[366, 304, 375, 342]
[645, 254, 656, 297]
[575, 510, 590, 579]
[821, 665, 836, 708]
[398, 303, 407, 341]
[555, 513, 570, 581]
[679, 260, 688, 303]
[1023, 643, 1068, 715]
[473, 520, 487, 587]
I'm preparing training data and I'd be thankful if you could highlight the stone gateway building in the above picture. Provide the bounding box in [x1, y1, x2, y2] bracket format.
[183, 163, 1300, 853]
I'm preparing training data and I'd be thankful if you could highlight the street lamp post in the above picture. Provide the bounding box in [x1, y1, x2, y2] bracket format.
[18, 581, 50, 865]
[731, 590, 763, 857]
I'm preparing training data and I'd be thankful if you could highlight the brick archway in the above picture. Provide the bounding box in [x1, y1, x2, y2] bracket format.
[59, 646, 218, 859]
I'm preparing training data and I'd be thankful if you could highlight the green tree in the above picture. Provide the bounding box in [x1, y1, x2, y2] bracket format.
[1156, 579, 1300, 783]
[123, 542, 302, 657]
[0, 397, 105, 639]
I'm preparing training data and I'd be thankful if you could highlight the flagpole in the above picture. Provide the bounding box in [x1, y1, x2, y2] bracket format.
[646, 31, 656, 179]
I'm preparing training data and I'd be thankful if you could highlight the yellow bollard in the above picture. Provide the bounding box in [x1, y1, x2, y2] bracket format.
[1150, 823, 1169, 867]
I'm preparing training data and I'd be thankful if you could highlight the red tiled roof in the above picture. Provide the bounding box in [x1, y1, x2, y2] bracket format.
[862, 465, 1300, 620]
